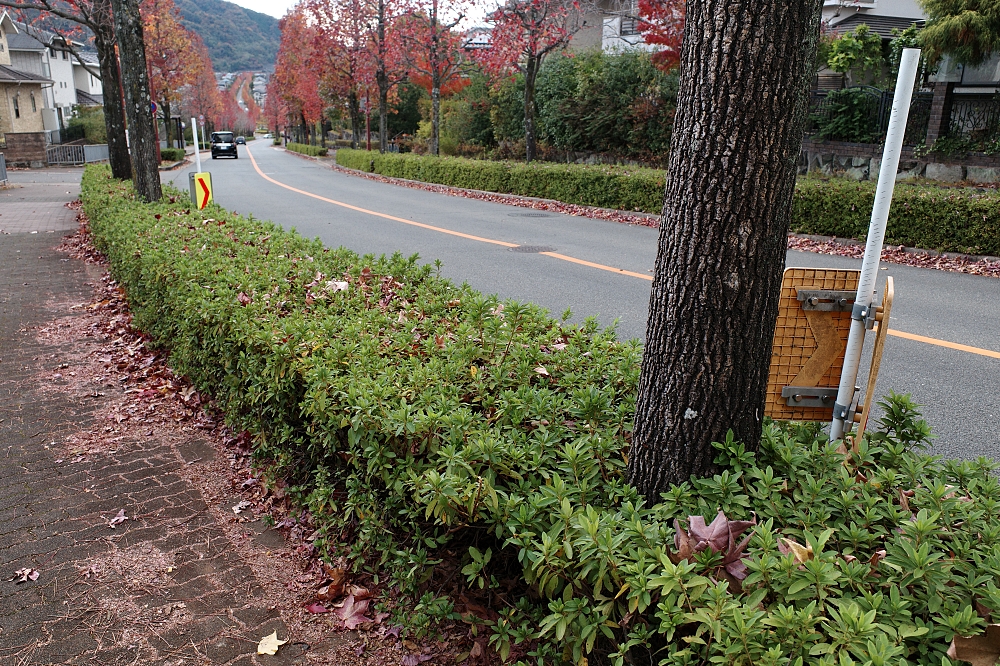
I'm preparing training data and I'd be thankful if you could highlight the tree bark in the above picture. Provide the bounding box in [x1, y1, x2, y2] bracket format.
[376, 0, 389, 153]
[349, 91, 362, 149]
[92, 0, 132, 180]
[523, 57, 538, 163]
[162, 99, 172, 147]
[628, 0, 823, 500]
[111, 0, 162, 202]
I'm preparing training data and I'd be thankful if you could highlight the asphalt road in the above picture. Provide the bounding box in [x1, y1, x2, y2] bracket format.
[163, 145, 1000, 461]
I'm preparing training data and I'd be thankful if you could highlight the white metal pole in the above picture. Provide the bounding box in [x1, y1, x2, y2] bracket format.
[192, 117, 202, 173]
[830, 48, 921, 440]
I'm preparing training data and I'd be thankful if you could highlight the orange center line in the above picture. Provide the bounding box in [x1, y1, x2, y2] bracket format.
[246, 146, 997, 359]
[886, 329, 1000, 359]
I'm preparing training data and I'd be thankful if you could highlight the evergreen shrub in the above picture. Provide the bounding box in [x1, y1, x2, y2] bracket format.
[160, 148, 186, 162]
[337, 150, 1000, 255]
[83, 165, 1000, 665]
[286, 142, 328, 157]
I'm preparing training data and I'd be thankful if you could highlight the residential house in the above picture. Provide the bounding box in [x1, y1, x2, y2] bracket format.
[1, 13, 50, 138]
[73, 51, 103, 108]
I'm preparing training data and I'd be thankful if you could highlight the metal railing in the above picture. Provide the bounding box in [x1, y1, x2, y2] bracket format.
[807, 86, 932, 146]
[46, 143, 109, 166]
[947, 94, 1000, 146]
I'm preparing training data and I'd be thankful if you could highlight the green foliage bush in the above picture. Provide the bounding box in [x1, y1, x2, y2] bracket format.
[160, 148, 186, 162]
[67, 105, 107, 144]
[286, 142, 328, 157]
[336, 149, 665, 213]
[338, 150, 1000, 255]
[85, 165, 1000, 666]
[812, 88, 883, 144]
[793, 177, 1000, 256]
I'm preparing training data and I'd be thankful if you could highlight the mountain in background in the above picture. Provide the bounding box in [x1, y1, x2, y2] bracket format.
[173, 0, 280, 73]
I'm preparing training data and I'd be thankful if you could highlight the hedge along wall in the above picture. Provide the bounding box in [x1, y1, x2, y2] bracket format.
[336, 149, 1000, 256]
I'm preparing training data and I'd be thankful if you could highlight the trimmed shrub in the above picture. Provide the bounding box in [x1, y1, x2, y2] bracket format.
[286, 142, 328, 157]
[160, 147, 186, 162]
[337, 150, 1000, 255]
[336, 149, 665, 213]
[84, 164, 1000, 666]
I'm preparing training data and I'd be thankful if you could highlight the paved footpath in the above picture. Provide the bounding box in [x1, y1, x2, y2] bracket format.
[0, 171, 309, 665]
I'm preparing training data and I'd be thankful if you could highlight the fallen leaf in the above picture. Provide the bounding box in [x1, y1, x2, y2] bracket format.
[306, 603, 329, 614]
[470, 641, 483, 658]
[108, 509, 128, 528]
[402, 654, 434, 666]
[11, 568, 40, 583]
[257, 631, 288, 655]
[948, 624, 1000, 666]
[534, 366, 550, 376]
[336, 594, 372, 629]
[778, 537, 813, 564]
[232, 500, 252, 515]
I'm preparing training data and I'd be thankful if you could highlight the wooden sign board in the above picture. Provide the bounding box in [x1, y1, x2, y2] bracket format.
[765, 268, 860, 422]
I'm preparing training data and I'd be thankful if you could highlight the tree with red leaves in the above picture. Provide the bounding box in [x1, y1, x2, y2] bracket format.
[263, 79, 288, 137]
[398, 0, 471, 155]
[637, 0, 684, 71]
[474, 0, 587, 162]
[141, 0, 199, 148]
[369, 0, 407, 152]
[304, 0, 375, 149]
[272, 6, 325, 143]
[0, 0, 130, 178]
[181, 35, 224, 136]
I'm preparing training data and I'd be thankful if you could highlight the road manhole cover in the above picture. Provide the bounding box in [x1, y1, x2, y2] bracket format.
[508, 212, 551, 217]
[509, 245, 557, 253]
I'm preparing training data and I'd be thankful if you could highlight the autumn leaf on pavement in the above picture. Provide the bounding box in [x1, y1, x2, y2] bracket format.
[305, 603, 329, 614]
[336, 594, 372, 629]
[257, 631, 288, 655]
[401, 654, 434, 666]
[108, 509, 128, 528]
[11, 568, 40, 583]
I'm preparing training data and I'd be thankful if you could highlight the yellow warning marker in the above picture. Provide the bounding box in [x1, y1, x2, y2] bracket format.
[188, 172, 213, 210]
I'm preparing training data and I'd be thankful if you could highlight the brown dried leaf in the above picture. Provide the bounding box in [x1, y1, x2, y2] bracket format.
[778, 538, 813, 564]
[947, 624, 1000, 666]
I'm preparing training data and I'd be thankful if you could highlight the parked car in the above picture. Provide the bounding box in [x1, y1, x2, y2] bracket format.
[235, 136, 246, 145]
[261, 133, 272, 139]
[211, 131, 238, 159]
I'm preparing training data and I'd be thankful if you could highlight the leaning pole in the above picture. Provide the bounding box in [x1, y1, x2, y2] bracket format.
[830, 48, 921, 441]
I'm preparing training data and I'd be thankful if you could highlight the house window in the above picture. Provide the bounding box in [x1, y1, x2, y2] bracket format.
[620, 16, 639, 36]
[50, 47, 57, 58]
[13, 95, 20, 119]
[31, 93, 36, 112]
[63, 50, 69, 60]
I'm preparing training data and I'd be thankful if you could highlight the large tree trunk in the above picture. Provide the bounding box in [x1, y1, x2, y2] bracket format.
[523, 57, 537, 163]
[162, 99, 172, 148]
[92, 0, 131, 181]
[111, 0, 162, 202]
[627, 0, 823, 500]
[431, 83, 441, 155]
[349, 91, 362, 149]
[376, 0, 389, 153]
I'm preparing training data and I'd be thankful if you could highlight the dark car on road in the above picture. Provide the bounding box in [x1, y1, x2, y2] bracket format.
[211, 131, 238, 159]
[235, 136, 246, 145]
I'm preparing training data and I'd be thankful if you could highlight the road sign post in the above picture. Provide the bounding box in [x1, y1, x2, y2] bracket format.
[829, 48, 921, 441]
[189, 117, 212, 210]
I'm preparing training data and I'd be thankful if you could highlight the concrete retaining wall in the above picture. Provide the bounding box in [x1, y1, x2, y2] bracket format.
[800, 138, 1000, 184]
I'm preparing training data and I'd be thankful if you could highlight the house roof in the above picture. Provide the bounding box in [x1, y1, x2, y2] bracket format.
[829, 13, 924, 38]
[7, 31, 47, 51]
[76, 88, 103, 106]
[0, 63, 51, 84]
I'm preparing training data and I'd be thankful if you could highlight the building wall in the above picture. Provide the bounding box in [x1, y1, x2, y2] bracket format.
[1, 83, 46, 134]
[73, 63, 103, 96]
[822, 0, 925, 23]
[0, 130, 47, 165]
[9, 49, 44, 76]
[0, 21, 11, 67]
[49, 49, 76, 112]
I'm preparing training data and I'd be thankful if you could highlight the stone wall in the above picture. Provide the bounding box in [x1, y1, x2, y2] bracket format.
[800, 138, 1000, 184]
[0, 132, 47, 168]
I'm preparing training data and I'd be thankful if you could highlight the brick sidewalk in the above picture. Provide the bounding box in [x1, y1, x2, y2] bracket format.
[0, 177, 309, 664]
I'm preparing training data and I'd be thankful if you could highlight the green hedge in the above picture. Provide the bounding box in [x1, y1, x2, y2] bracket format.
[336, 149, 665, 214]
[286, 142, 328, 157]
[160, 147, 185, 162]
[83, 164, 1000, 666]
[337, 149, 1000, 255]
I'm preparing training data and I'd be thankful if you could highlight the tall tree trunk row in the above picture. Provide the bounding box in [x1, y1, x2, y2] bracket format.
[111, 0, 163, 202]
[93, 0, 131, 181]
[523, 57, 538, 163]
[628, 0, 823, 500]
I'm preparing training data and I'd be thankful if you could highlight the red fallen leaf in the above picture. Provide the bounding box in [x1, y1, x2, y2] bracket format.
[306, 603, 329, 614]
[402, 654, 434, 666]
[348, 584, 371, 600]
[237, 292, 252, 306]
[11, 567, 40, 583]
[336, 594, 372, 629]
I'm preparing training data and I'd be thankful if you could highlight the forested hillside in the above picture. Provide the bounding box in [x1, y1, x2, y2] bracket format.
[174, 0, 280, 72]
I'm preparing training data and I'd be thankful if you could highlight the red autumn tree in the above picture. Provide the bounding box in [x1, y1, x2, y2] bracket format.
[180, 34, 223, 138]
[474, 0, 586, 162]
[141, 0, 199, 147]
[637, 0, 684, 71]
[272, 6, 325, 143]
[398, 0, 472, 155]
[263, 79, 288, 136]
[304, 0, 375, 149]
[369, 0, 407, 152]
